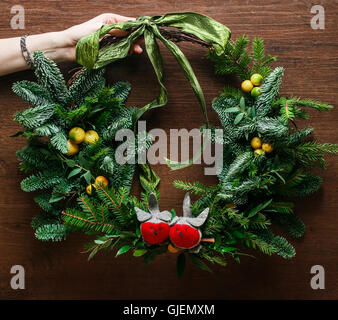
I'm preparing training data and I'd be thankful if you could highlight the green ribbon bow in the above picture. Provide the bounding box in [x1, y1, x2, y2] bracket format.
[76, 12, 231, 127]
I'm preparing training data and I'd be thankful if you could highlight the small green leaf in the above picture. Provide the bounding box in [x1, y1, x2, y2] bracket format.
[171, 209, 176, 219]
[83, 171, 92, 184]
[248, 199, 273, 218]
[234, 112, 244, 125]
[177, 253, 186, 278]
[68, 167, 82, 179]
[240, 96, 245, 109]
[250, 107, 256, 118]
[188, 254, 212, 273]
[94, 239, 105, 245]
[133, 249, 147, 257]
[115, 245, 131, 257]
[65, 159, 76, 167]
[224, 107, 240, 113]
[48, 195, 65, 203]
[221, 246, 237, 252]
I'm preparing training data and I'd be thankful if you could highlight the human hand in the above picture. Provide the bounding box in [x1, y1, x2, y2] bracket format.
[0, 13, 143, 76]
[59, 13, 143, 62]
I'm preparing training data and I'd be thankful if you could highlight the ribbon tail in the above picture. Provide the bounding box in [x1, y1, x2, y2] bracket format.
[133, 27, 168, 124]
[153, 28, 209, 127]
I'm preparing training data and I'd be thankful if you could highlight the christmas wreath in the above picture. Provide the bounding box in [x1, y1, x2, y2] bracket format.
[12, 12, 337, 277]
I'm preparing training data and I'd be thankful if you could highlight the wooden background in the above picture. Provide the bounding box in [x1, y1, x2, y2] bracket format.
[0, 0, 337, 300]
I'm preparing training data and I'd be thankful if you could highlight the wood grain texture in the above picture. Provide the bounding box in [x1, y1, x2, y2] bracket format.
[0, 0, 337, 300]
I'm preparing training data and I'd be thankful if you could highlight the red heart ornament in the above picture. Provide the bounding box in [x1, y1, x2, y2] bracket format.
[169, 224, 201, 249]
[141, 221, 170, 245]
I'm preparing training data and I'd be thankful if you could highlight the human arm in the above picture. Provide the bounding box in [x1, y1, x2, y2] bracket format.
[0, 13, 142, 76]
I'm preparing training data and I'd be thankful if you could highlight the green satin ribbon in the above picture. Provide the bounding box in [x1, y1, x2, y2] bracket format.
[76, 12, 231, 127]
[76, 12, 231, 190]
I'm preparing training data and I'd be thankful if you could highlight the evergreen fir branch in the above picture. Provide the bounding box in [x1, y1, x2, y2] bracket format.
[291, 174, 322, 197]
[280, 169, 305, 188]
[273, 214, 305, 238]
[111, 163, 135, 189]
[202, 216, 224, 236]
[35, 223, 67, 241]
[220, 178, 260, 205]
[33, 51, 68, 105]
[221, 86, 244, 99]
[34, 193, 60, 213]
[286, 128, 313, 148]
[252, 37, 277, 76]
[256, 116, 288, 139]
[250, 214, 271, 230]
[12, 80, 52, 107]
[270, 236, 296, 258]
[56, 104, 88, 122]
[226, 207, 249, 228]
[102, 109, 134, 141]
[208, 36, 252, 80]
[268, 202, 294, 214]
[277, 98, 295, 122]
[212, 97, 237, 133]
[222, 151, 253, 182]
[293, 98, 333, 112]
[51, 180, 77, 202]
[95, 184, 133, 227]
[173, 180, 218, 194]
[62, 208, 120, 234]
[252, 38, 265, 65]
[31, 213, 60, 230]
[294, 142, 338, 168]
[246, 232, 276, 255]
[21, 170, 65, 192]
[77, 196, 101, 222]
[34, 123, 61, 136]
[14, 104, 55, 129]
[16, 145, 53, 170]
[100, 155, 115, 175]
[255, 67, 284, 117]
[50, 130, 68, 153]
[67, 68, 105, 105]
[111, 81, 131, 103]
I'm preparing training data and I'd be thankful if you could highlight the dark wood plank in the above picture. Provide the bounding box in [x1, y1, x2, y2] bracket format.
[0, 0, 337, 299]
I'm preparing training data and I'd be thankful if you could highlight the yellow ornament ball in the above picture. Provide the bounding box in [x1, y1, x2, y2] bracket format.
[254, 149, 264, 156]
[241, 80, 254, 93]
[251, 137, 262, 149]
[69, 127, 85, 144]
[250, 73, 263, 86]
[262, 142, 274, 153]
[95, 176, 109, 187]
[66, 139, 79, 156]
[168, 244, 180, 253]
[86, 184, 93, 195]
[84, 130, 99, 145]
